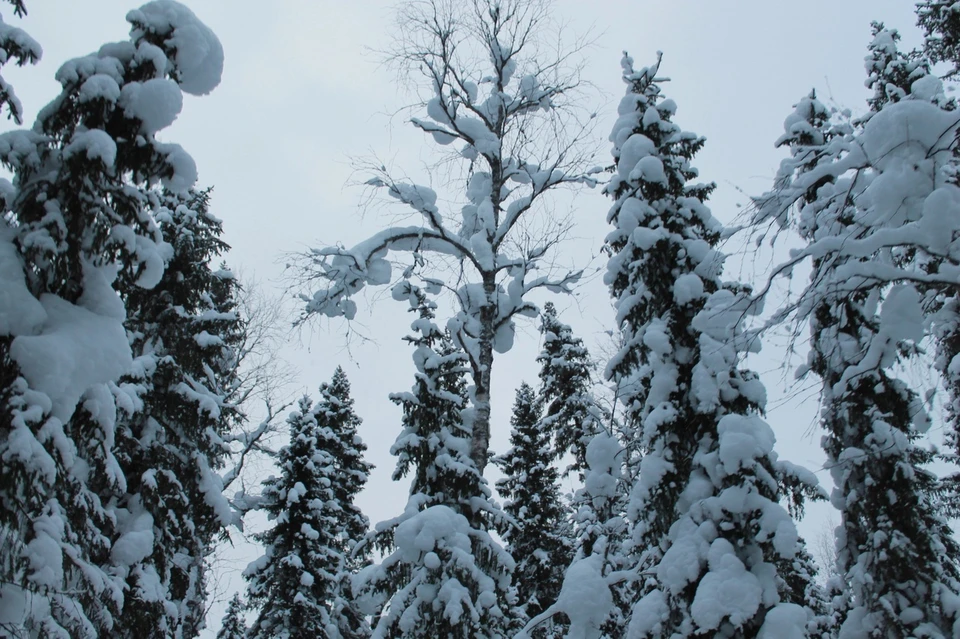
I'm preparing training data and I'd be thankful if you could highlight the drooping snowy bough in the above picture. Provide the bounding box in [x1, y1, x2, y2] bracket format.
[294, 0, 598, 474]
[753, 26, 960, 638]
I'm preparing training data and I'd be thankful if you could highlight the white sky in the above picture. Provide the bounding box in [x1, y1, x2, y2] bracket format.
[2, 0, 933, 635]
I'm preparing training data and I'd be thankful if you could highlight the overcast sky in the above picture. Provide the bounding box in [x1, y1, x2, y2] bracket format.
[2, 0, 931, 634]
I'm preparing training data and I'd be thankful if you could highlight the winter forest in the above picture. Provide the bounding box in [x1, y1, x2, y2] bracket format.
[2, 0, 960, 637]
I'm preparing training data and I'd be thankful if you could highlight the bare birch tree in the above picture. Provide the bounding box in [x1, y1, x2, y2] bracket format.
[294, 0, 596, 473]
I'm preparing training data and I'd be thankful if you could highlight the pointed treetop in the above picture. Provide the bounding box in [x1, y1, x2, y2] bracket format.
[865, 22, 933, 112]
[216, 592, 247, 639]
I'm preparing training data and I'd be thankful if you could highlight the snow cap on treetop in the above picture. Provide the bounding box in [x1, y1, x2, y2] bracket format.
[127, 0, 223, 96]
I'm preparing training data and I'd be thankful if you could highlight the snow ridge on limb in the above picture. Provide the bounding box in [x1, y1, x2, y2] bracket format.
[358, 283, 514, 638]
[294, 0, 598, 473]
[603, 53, 824, 638]
[752, 28, 960, 638]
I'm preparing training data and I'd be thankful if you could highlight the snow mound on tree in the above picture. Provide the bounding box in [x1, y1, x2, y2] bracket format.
[394, 505, 473, 561]
[860, 99, 958, 171]
[553, 554, 611, 639]
[119, 77, 183, 133]
[10, 266, 131, 421]
[757, 603, 809, 639]
[519, 553, 612, 639]
[127, 0, 223, 96]
[690, 538, 762, 630]
[0, 228, 45, 336]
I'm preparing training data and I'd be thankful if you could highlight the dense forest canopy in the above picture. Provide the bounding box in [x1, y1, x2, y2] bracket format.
[0, 1, 958, 638]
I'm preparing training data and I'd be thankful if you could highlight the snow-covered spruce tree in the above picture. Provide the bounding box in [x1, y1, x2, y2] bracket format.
[383, 284, 481, 514]
[520, 306, 630, 637]
[866, 22, 960, 494]
[753, 34, 960, 636]
[601, 54, 822, 638]
[495, 382, 571, 636]
[524, 260, 630, 637]
[864, 23, 933, 112]
[245, 384, 372, 639]
[111, 188, 242, 638]
[316, 366, 374, 639]
[518, 426, 629, 639]
[217, 592, 248, 639]
[918, 0, 960, 77]
[537, 302, 598, 475]
[0, 2, 222, 636]
[245, 396, 342, 638]
[296, 0, 596, 474]
[0, 0, 40, 549]
[358, 282, 514, 638]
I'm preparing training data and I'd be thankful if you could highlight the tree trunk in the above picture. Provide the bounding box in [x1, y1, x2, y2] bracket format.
[470, 273, 497, 474]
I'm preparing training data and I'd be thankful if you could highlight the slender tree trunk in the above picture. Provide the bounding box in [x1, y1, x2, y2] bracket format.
[471, 272, 497, 474]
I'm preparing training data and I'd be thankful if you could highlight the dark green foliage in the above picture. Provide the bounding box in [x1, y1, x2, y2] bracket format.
[246, 370, 371, 639]
[865, 23, 932, 112]
[536, 303, 597, 476]
[361, 285, 513, 638]
[496, 383, 572, 636]
[918, 0, 960, 76]
[386, 288, 482, 522]
[217, 593, 247, 639]
[112, 189, 242, 637]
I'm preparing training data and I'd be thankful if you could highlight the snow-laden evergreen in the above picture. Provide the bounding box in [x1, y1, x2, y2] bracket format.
[0, 0, 39, 124]
[864, 23, 934, 113]
[601, 53, 822, 638]
[0, 3, 223, 635]
[918, 0, 960, 77]
[358, 283, 514, 638]
[295, 0, 597, 474]
[245, 378, 372, 639]
[753, 27, 960, 637]
[496, 382, 572, 636]
[318, 367, 374, 639]
[111, 189, 242, 637]
[537, 302, 599, 475]
[245, 397, 342, 638]
[216, 592, 247, 639]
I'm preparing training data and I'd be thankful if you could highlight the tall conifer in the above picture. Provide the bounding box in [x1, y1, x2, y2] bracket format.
[496, 383, 571, 636]
[605, 54, 821, 638]
[360, 284, 514, 638]
[245, 381, 371, 639]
